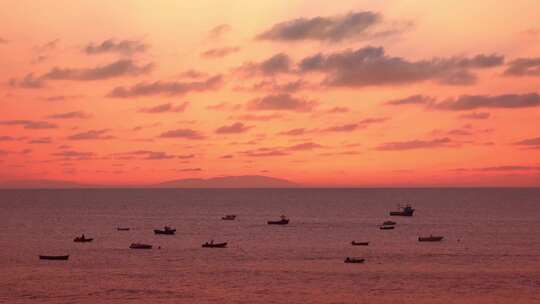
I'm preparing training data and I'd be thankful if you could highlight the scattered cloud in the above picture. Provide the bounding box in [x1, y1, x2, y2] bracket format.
[142, 151, 176, 160]
[475, 165, 540, 171]
[387, 93, 540, 111]
[42, 59, 153, 81]
[208, 24, 231, 38]
[206, 102, 242, 111]
[112, 150, 193, 160]
[453, 165, 540, 172]
[139, 102, 189, 113]
[229, 113, 282, 121]
[107, 75, 222, 98]
[10, 60, 152, 88]
[286, 142, 323, 151]
[178, 168, 202, 172]
[278, 128, 308, 136]
[321, 117, 388, 133]
[0, 120, 57, 129]
[299, 46, 503, 87]
[41, 95, 83, 102]
[35, 39, 60, 52]
[385, 94, 435, 106]
[159, 128, 205, 140]
[325, 106, 349, 113]
[248, 93, 316, 112]
[459, 112, 490, 119]
[51, 150, 95, 160]
[47, 111, 91, 119]
[359, 117, 389, 125]
[178, 69, 208, 79]
[433, 93, 540, 110]
[513, 137, 540, 148]
[0, 136, 14, 141]
[241, 147, 289, 157]
[503, 57, 540, 76]
[0, 37, 8, 44]
[28, 137, 52, 144]
[84, 39, 147, 55]
[67, 129, 114, 140]
[237, 79, 307, 92]
[215, 122, 253, 134]
[375, 137, 453, 151]
[257, 11, 381, 41]
[201, 46, 240, 58]
[236, 53, 292, 76]
[177, 154, 195, 159]
[322, 123, 359, 132]
[9, 73, 45, 88]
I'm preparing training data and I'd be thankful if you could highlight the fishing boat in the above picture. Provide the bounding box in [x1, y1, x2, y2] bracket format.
[202, 241, 228, 248]
[39, 255, 69, 260]
[380, 225, 395, 230]
[129, 243, 152, 249]
[73, 235, 93, 243]
[418, 235, 444, 242]
[222, 214, 236, 220]
[389, 204, 415, 216]
[383, 221, 396, 226]
[351, 241, 369, 246]
[154, 226, 176, 235]
[267, 215, 289, 225]
[344, 257, 365, 264]
[117, 227, 130, 231]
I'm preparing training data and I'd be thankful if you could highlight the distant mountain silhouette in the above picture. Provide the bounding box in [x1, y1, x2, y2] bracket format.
[0, 175, 298, 189]
[154, 175, 298, 188]
[0, 179, 88, 189]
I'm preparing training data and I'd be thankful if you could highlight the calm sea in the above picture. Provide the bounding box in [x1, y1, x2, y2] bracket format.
[0, 188, 539, 304]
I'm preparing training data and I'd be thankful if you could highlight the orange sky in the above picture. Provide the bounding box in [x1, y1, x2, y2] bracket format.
[0, 0, 539, 186]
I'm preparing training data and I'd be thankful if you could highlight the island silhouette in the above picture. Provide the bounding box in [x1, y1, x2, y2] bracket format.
[0, 175, 298, 189]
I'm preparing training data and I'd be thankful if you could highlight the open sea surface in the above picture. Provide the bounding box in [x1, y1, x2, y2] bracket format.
[0, 188, 539, 303]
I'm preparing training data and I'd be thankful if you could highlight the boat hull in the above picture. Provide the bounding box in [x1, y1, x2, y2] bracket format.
[351, 241, 369, 246]
[389, 211, 414, 216]
[267, 219, 289, 225]
[154, 229, 176, 235]
[73, 238, 93, 243]
[344, 258, 365, 264]
[418, 236, 444, 242]
[202, 242, 228, 248]
[380, 226, 395, 230]
[130, 243, 152, 249]
[39, 255, 69, 260]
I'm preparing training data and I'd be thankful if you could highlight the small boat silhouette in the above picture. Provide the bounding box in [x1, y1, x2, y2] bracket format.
[202, 241, 228, 248]
[154, 226, 176, 235]
[73, 235, 93, 243]
[382, 221, 396, 226]
[222, 214, 237, 220]
[389, 204, 415, 216]
[351, 241, 369, 246]
[418, 235, 444, 242]
[39, 255, 69, 260]
[267, 215, 289, 225]
[130, 243, 152, 249]
[344, 257, 365, 264]
[380, 225, 395, 230]
[117, 227, 130, 231]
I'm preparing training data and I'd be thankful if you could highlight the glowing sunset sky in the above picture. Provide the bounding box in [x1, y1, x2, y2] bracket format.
[1, 0, 539, 186]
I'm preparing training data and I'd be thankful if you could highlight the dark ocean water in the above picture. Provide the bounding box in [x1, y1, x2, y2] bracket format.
[0, 188, 539, 304]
